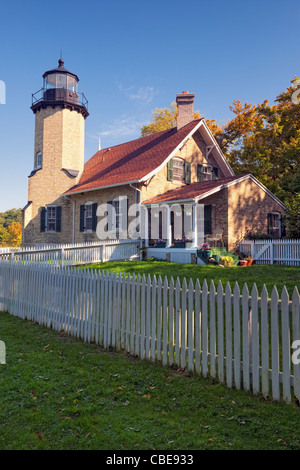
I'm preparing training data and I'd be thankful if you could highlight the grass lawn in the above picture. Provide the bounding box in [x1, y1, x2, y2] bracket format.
[0, 311, 299, 450]
[82, 261, 300, 298]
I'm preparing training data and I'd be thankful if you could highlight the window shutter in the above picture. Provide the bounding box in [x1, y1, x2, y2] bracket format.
[212, 167, 219, 179]
[56, 206, 62, 232]
[167, 159, 173, 181]
[40, 207, 46, 232]
[80, 205, 85, 232]
[185, 161, 191, 184]
[197, 164, 203, 182]
[107, 201, 113, 232]
[92, 203, 98, 232]
[204, 205, 212, 234]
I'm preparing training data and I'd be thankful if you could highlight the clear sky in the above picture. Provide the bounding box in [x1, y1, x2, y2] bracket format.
[0, 0, 299, 212]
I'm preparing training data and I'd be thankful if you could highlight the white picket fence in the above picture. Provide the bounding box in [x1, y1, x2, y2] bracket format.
[0, 261, 299, 404]
[0, 240, 141, 266]
[240, 239, 300, 266]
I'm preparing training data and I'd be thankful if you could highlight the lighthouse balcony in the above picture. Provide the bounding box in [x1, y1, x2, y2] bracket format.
[32, 87, 88, 109]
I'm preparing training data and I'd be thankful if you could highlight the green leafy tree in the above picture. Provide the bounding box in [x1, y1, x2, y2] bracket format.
[141, 102, 201, 137]
[284, 193, 300, 238]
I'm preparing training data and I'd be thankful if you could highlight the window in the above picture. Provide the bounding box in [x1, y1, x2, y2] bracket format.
[40, 206, 61, 232]
[204, 205, 212, 234]
[107, 197, 128, 237]
[167, 158, 191, 184]
[80, 203, 98, 232]
[35, 152, 42, 169]
[173, 158, 184, 182]
[47, 206, 56, 231]
[268, 213, 281, 237]
[197, 164, 219, 182]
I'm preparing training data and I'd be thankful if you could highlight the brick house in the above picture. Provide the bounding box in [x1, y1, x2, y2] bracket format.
[22, 61, 285, 252]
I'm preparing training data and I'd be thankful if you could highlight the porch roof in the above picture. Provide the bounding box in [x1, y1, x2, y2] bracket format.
[142, 175, 246, 205]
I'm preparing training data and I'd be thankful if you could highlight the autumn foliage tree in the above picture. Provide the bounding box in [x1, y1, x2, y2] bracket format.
[0, 209, 22, 247]
[141, 102, 201, 136]
[141, 79, 300, 236]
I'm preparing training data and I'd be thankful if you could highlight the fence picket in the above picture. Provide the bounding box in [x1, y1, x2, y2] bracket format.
[175, 277, 181, 367]
[168, 276, 174, 366]
[225, 282, 233, 388]
[195, 279, 201, 375]
[210, 280, 216, 379]
[202, 280, 208, 377]
[281, 286, 291, 403]
[242, 283, 250, 391]
[271, 286, 280, 401]
[140, 274, 146, 359]
[163, 276, 168, 367]
[233, 282, 241, 390]
[181, 278, 187, 369]
[151, 275, 157, 362]
[188, 278, 194, 372]
[292, 287, 300, 402]
[217, 281, 224, 383]
[261, 285, 269, 398]
[251, 284, 260, 395]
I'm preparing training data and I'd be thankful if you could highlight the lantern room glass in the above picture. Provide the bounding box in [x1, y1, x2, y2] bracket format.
[44, 73, 78, 92]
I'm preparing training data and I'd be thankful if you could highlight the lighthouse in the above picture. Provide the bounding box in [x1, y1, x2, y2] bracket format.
[22, 59, 88, 245]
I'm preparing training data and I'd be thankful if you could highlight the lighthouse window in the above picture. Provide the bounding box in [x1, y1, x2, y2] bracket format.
[35, 152, 42, 169]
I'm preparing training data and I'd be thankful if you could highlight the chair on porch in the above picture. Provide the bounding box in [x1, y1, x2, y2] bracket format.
[205, 228, 224, 247]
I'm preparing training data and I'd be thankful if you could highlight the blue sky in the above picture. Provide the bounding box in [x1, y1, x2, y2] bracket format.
[0, 0, 299, 212]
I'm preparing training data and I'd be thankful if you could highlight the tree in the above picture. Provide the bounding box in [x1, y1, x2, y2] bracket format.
[284, 193, 300, 238]
[0, 208, 22, 246]
[141, 102, 201, 137]
[6, 222, 22, 247]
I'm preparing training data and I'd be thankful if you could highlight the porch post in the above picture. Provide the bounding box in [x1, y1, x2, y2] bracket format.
[144, 206, 149, 247]
[166, 205, 171, 247]
[192, 202, 198, 248]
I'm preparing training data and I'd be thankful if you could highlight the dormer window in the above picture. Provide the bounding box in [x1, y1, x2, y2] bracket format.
[173, 158, 184, 182]
[167, 158, 191, 184]
[35, 152, 42, 170]
[197, 164, 219, 182]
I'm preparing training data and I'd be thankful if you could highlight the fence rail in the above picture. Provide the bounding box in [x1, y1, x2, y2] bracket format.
[240, 239, 300, 266]
[0, 240, 141, 266]
[0, 261, 299, 404]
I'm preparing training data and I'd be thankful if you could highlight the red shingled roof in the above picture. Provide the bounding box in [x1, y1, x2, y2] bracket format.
[142, 175, 247, 204]
[64, 120, 202, 195]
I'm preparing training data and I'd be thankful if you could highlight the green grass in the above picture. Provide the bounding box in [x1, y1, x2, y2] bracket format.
[82, 261, 300, 298]
[1, 311, 299, 450]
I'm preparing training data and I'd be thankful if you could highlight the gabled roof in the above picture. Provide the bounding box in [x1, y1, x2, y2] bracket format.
[142, 174, 287, 209]
[64, 119, 233, 195]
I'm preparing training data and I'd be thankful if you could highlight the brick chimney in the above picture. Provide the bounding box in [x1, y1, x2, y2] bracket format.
[176, 91, 195, 130]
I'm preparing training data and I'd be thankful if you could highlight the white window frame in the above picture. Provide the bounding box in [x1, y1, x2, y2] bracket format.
[84, 201, 94, 232]
[46, 205, 57, 232]
[202, 164, 212, 181]
[108, 196, 128, 237]
[173, 157, 185, 183]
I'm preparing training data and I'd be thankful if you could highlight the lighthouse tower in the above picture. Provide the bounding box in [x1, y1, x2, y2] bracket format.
[22, 59, 88, 245]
